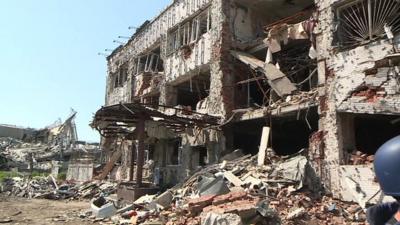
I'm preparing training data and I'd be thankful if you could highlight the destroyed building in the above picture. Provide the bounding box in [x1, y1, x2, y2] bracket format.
[91, 0, 400, 205]
[0, 111, 101, 182]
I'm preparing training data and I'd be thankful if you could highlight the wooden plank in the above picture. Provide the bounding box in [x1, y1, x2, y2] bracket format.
[230, 50, 297, 97]
[257, 127, 270, 166]
[95, 148, 122, 180]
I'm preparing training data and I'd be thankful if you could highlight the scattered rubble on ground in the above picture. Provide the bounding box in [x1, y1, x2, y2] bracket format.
[42, 151, 367, 225]
[0, 177, 117, 200]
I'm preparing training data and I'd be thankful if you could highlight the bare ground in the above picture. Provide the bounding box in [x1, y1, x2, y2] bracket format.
[0, 195, 94, 225]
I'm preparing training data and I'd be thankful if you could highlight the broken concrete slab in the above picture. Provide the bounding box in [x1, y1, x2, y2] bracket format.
[230, 50, 297, 97]
[152, 190, 173, 208]
[223, 171, 243, 187]
[270, 155, 308, 190]
[201, 213, 242, 225]
[91, 197, 117, 218]
[197, 176, 230, 197]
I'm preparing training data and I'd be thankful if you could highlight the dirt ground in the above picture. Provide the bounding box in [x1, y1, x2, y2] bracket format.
[0, 195, 93, 225]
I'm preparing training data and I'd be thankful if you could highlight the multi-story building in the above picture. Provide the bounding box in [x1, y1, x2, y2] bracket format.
[92, 0, 400, 202]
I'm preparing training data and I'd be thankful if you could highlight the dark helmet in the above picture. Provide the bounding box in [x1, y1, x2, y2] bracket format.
[374, 135, 400, 196]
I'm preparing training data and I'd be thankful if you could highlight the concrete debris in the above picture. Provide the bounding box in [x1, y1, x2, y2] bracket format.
[349, 151, 374, 165]
[91, 196, 117, 218]
[286, 207, 306, 220]
[0, 177, 117, 200]
[270, 155, 308, 190]
[197, 176, 230, 197]
[200, 213, 242, 225]
[71, 152, 366, 225]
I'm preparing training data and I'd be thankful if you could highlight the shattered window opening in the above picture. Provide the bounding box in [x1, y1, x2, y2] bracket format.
[166, 7, 211, 55]
[336, 0, 400, 48]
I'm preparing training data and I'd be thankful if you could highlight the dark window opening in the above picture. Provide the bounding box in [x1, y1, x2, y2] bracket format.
[147, 144, 155, 161]
[341, 113, 400, 158]
[236, 80, 269, 108]
[112, 62, 129, 90]
[193, 146, 207, 166]
[233, 119, 265, 155]
[168, 139, 180, 165]
[234, 63, 272, 109]
[113, 72, 119, 89]
[174, 74, 210, 111]
[142, 94, 160, 109]
[270, 107, 319, 156]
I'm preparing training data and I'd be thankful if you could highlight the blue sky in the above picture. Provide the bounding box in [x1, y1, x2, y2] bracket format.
[0, 0, 171, 142]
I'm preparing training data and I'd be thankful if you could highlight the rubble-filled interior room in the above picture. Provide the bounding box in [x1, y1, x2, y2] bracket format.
[339, 113, 400, 158]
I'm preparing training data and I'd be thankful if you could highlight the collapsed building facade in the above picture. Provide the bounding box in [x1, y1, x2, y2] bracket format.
[92, 0, 400, 203]
[0, 111, 101, 182]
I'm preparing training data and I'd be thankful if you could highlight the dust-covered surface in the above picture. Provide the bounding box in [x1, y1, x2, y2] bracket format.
[0, 195, 91, 225]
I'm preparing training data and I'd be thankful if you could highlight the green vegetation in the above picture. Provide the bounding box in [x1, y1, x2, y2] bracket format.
[31, 171, 49, 178]
[0, 171, 21, 181]
[57, 172, 66, 181]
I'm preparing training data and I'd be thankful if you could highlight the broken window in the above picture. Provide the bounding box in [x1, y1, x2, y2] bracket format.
[169, 139, 181, 165]
[166, 28, 180, 55]
[270, 108, 319, 156]
[119, 63, 129, 86]
[233, 107, 319, 156]
[173, 73, 210, 111]
[340, 113, 400, 161]
[133, 56, 147, 75]
[142, 94, 160, 108]
[335, 0, 400, 48]
[133, 50, 163, 75]
[113, 72, 119, 89]
[180, 22, 192, 46]
[111, 67, 127, 89]
[198, 8, 210, 37]
[233, 119, 265, 155]
[192, 146, 207, 166]
[166, 7, 211, 54]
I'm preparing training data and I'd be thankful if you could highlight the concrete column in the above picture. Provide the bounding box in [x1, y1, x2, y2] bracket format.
[136, 116, 145, 186]
[206, 141, 218, 164]
[129, 142, 136, 181]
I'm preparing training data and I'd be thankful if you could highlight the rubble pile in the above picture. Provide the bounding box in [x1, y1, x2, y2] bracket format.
[0, 137, 67, 166]
[0, 177, 117, 200]
[349, 151, 374, 165]
[80, 152, 366, 225]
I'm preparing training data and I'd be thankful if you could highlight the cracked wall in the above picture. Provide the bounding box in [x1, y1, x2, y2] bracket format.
[315, 0, 400, 196]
